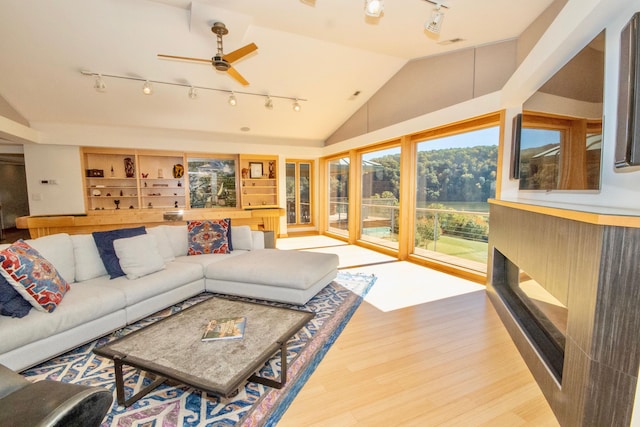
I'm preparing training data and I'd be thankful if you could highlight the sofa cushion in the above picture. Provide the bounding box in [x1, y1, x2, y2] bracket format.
[0, 281, 127, 354]
[205, 249, 339, 290]
[0, 240, 70, 313]
[25, 233, 76, 284]
[92, 227, 146, 279]
[0, 276, 31, 318]
[252, 231, 266, 250]
[187, 219, 230, 255]
[231, 225, 253, 251]
[90, 261, 203, 307]
[146, 226, 175, 262]
[113, 234, 165, 280]
[70, 234, 107, 282]
[162, 225, 189, 257]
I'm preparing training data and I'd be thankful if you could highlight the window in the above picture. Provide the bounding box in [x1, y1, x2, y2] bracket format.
[327, 157, 349, 237]
[360, 146, 401, 249]
[286, 160, 313, 225]
[414, 127, 498, 272]
[187, 157, 238, 208]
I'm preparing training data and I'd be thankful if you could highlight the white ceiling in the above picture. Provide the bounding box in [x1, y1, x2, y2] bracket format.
[0, 0, 555, 144]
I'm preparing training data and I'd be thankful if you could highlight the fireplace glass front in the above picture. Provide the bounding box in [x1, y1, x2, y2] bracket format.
[492, 249, 567, 382]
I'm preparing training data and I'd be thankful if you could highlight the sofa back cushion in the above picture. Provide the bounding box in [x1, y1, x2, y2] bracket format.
[161, 225, 189, 257]
[146, 226, 176, 262]
[231, 225, 253, 251]
[70, 234, 108, 282]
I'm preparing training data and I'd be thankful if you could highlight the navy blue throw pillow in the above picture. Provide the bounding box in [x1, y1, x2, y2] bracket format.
[0, 275, 18, 303]
[0, 276, 32, 317]
[92, 226, 146, 279]
[227, 218, 233, 251]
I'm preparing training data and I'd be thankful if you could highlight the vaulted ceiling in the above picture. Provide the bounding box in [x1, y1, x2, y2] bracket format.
[0, 0, 554, 145]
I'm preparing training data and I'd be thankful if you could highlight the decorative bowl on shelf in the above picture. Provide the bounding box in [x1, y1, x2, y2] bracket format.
[92, 189, 101, 196]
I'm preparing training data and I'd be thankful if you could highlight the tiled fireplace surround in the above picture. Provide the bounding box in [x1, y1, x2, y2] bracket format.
[487, 201, 640, 426]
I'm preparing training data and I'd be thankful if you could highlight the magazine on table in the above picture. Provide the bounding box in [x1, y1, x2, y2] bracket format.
[201, 317, 246, 341]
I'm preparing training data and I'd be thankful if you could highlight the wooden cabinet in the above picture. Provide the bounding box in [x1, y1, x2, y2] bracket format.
[83, 149, 278, 213]
[82, 149, 186, 211]
[239, 155, 278, 209]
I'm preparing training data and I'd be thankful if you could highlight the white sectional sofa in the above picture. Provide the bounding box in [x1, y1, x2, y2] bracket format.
[0, 224, 339, 372]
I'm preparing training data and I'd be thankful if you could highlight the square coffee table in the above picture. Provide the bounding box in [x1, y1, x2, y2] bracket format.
[94, 296, 314, 406]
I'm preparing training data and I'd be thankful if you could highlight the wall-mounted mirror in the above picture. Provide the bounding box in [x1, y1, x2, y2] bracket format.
[517, 30, 604, 191]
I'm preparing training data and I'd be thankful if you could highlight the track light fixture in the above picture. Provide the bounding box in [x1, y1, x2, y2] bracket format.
[264, 96, 274, 110]
[423, 1, 448, 34]
[293, 99, 301, 112]
[364, 0, 384, 17]
[93, 74, 106, 92]
[228, 92, 237, 106]
[142, 80, 153, 95]
[80, 70, 307, 108]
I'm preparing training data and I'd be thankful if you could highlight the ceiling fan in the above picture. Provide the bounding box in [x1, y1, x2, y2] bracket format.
[158, 22, 257, 86]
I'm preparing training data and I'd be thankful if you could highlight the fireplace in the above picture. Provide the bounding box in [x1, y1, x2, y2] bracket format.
[487, 200, 640, 426]
[492, 250, 567, 383]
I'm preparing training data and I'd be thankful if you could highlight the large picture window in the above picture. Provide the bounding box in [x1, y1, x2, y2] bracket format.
[327, 157, 350, 237]
[360, 146, 401, 249]
[414, 127, 498, 271]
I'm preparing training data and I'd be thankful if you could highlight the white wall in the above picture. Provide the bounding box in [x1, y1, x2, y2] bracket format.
[22, 144, 86, 215]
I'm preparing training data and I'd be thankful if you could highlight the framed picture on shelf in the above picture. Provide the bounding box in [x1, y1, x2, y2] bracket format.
[249, 162, 263, 178]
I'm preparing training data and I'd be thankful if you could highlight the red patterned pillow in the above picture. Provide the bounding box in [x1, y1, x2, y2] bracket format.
[0, 240, 70, 313]
[187, 219, 231, 255]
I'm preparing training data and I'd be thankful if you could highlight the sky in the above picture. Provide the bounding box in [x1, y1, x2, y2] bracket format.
[417, 126, 500, 152]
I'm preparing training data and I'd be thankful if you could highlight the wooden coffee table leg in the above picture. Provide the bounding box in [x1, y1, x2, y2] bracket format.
[113, 357, 168, 407]
[249, 341, 288, 389]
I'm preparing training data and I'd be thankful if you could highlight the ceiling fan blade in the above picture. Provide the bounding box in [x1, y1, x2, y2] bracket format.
[227, 66, 249, 86]
[223, 43, 258, 64]
[157, 54, 211, 64]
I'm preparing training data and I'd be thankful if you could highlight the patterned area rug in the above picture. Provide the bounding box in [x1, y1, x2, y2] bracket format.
[22, 272, 376, 427]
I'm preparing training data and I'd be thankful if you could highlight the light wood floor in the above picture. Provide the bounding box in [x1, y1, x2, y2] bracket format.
[277, 237, 559, 426]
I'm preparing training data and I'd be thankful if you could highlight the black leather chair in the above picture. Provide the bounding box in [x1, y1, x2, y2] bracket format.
[0, 364, 112, 427]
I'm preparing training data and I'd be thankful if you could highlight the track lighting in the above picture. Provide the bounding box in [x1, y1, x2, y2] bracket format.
[228, 92, 237, 106]
[423, 1, 448, 34]
[364, 0, 384, 17]
[293, 99, 301, 112]
[80, 70, 306, 107]
[142, 80, 153, 95]
[93, 74, 106, 92]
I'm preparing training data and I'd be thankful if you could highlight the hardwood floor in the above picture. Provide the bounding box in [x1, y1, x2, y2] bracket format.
[277, 237, 559, 426]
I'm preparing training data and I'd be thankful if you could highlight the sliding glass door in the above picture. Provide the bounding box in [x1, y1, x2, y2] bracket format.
[360, 146, 401, 249]
[286, 161, 312, 225]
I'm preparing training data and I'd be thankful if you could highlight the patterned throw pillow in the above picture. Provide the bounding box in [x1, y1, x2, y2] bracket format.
[187, 219, 231, 255]
[0, 240, 70, 313]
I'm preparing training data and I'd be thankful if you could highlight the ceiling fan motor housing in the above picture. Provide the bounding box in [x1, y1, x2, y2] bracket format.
[213, 55, 230, 71]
